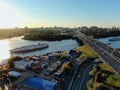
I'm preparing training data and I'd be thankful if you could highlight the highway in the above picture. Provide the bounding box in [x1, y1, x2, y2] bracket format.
[71, 61, 95, 90]
[76, 32, 120, 76]
[57, 52, 78, 90]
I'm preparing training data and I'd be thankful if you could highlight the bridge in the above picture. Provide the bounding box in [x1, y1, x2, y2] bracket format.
[75, 32, 120, 76]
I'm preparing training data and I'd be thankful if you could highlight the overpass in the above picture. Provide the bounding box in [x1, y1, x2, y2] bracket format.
[75, 32, 120, 76]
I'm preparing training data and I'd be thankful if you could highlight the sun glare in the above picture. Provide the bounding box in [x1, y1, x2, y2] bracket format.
[0, 40, 10, 64]
[0, 1, 23, 28]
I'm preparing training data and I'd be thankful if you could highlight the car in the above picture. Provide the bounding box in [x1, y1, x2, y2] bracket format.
[44, 70, 51, 75]
[41, 63, 48, 69]
[44, 67, 54, 75]
[102, 52, 106, 55]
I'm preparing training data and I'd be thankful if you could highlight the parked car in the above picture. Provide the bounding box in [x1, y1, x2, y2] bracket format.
[41, 63, 48, 69]
[44, 67, 54, 75]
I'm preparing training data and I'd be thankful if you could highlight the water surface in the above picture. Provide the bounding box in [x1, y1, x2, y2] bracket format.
[0, 37, 79, 64]
[97, 36, 120, 49]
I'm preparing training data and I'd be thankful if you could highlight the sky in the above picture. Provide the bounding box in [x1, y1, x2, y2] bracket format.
[0, 0, 120, 28]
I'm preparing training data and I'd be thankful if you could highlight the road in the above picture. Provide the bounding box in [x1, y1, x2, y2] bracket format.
[79, 63, 94, 90]
[76, 32, 120, 76]
[57, 53, 78, 90]
[71, 61, 96, 90]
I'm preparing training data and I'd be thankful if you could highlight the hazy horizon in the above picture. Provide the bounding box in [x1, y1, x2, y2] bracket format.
[0, 0, 120, 28]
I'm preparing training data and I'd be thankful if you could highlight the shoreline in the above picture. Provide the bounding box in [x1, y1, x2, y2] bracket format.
[0, 35, 119, 67]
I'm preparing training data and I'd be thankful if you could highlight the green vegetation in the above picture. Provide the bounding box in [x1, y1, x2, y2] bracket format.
[81, 26, 120, 38]
[0, 29, 29, 39]
[0, 26, 120, 39]
[22, 29, 73, 41]
[59, 51, 67, 59]
[23, 34, 73, 41]
[61, 61, 73, 75]
[87, 63, 120, 90]
[75, 45, 98, 59]
[0, 28, 74, 41]
[7, 56, 22, 68]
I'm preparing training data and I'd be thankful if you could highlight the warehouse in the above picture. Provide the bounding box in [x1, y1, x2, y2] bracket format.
[23, 77, 57, 90]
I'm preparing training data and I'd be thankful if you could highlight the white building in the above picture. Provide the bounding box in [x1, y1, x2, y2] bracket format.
[14, 60, 33, 70]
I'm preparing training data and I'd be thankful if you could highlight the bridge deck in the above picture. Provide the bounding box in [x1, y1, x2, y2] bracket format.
[76, 33, 120, 76]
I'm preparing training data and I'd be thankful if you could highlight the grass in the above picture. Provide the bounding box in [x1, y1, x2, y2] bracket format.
[59, 50, 67, 59]
[75, 45, 98, 59]
[88, 35, 94, 38]
[100, 63, 120, 88]
[87, 63, 120, 90]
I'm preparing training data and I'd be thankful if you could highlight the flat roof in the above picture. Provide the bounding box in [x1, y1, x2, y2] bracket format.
[23, 77, 56, 90]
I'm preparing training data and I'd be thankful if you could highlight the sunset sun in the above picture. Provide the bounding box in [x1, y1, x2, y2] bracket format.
[0, 1, 22, 28]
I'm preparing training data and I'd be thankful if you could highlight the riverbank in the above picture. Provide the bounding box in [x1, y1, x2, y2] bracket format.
[23, 34, 74, 41]
[0, 37, 79, 64]
[0, 50, 77, 90]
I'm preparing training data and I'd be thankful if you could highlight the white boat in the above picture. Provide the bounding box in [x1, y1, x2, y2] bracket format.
[10, 43, 49, 53]
[109, 37, 120, 41]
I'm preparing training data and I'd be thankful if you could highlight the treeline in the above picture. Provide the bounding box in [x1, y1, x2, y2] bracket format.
[1, 26, 119, 40]
[0, 29, 28, 39]
[0, 28, 40, 39]
[80, 26, 120, 38]
[0, 28, 61, 39]
[23, 30, 73, 41]
[23, 34, 73, 41]
[0, 28, 73, 40]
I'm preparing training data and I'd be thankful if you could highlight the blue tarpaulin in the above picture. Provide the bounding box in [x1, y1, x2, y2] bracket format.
[23, 77, 56, 90]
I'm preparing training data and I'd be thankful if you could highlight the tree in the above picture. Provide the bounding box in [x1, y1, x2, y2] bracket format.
[94, 65, 101, 71]
[7, 56, 22, 68]
[61, 62, 72, 75]
[94, 83, 115, 90]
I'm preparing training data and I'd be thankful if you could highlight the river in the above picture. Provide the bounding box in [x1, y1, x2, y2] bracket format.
[0, 36, 119, 65]
[0, 36, 79, 64]
[97, 36, 120, 49]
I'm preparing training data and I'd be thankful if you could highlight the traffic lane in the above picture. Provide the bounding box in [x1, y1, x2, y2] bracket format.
[77, 36, 120, 75]
[59, 54, 78, 90]
[71, 63, 90, 90]
[113, 51, 120, 59]
[87, 39, 120, 63]
[83, 36, 120, 59]
[59, 70, 74, 90]
[80, 63, 95, 90]
[90, 45, 120, 69]
[94, 46, 120, 73]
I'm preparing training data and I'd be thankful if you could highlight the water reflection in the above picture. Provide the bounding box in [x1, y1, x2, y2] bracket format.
[0, 40, 10, 63]
[98, 36, 120, 49]
[0, 37, 79, 64]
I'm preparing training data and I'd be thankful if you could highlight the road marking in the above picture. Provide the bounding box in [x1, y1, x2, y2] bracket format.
[78, 64, 93, 90]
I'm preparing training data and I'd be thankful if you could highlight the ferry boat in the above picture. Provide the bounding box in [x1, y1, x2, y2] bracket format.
[10, 43, 49, 53]
[109, 37, 120, 41]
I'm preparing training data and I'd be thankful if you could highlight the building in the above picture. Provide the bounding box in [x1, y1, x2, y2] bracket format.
[14, 60, 33, 70]
[23, 77, 57, 90]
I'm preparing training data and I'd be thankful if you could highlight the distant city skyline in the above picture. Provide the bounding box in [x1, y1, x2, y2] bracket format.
[0, 0, 120, 28]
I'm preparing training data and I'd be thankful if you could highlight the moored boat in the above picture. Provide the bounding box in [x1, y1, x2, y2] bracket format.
[109, 37, 120, 41]
[10, 43, 49, 53]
